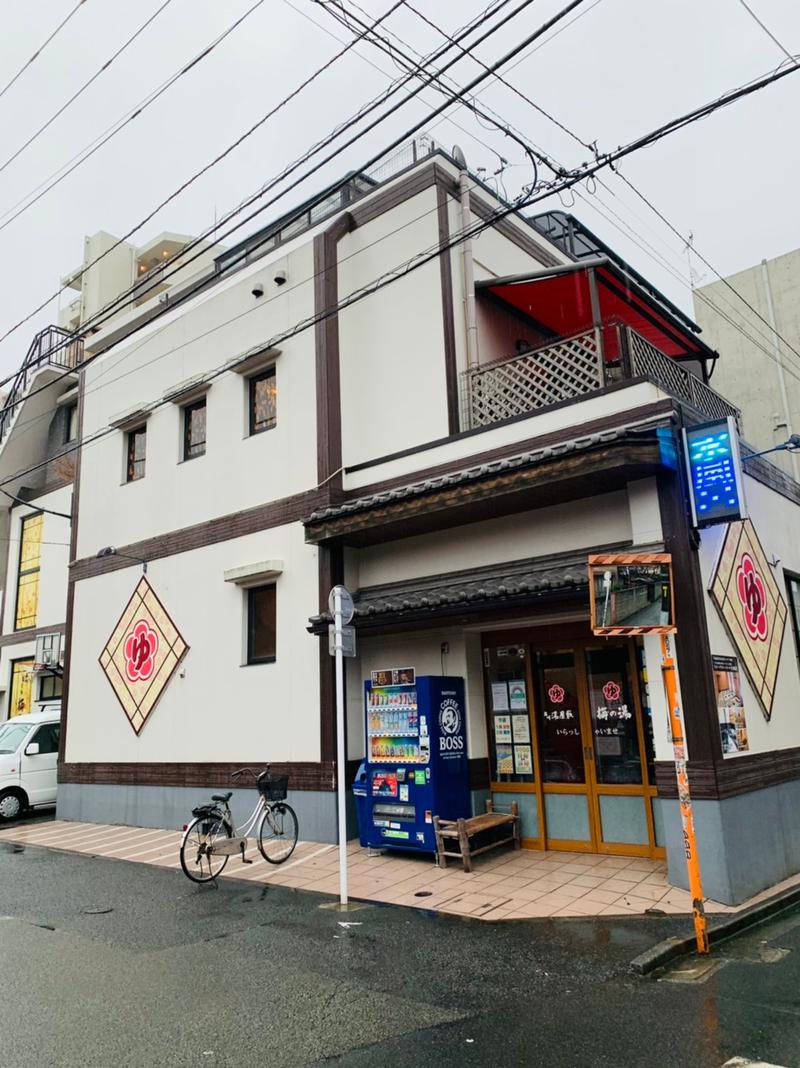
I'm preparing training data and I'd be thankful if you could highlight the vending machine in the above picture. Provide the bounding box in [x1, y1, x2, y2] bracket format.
[363, 674, 470, 854]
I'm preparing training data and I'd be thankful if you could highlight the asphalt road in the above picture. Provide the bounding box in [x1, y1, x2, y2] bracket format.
[0, 825, 799, 1068]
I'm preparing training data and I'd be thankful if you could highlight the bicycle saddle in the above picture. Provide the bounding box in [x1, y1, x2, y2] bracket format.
[211, 792, 232, 802]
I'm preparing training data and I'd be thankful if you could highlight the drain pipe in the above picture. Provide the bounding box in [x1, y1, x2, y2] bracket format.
[453, 145, 478, 370]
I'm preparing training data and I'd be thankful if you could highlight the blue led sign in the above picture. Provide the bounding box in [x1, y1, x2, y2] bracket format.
[682, 416, 747, 528]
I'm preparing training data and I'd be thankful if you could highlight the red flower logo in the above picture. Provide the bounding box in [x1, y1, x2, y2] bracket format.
[124, 620, 159, 681]
[602, 681, 621, 703]
[548, 684, 565, 705]
[736, 552, 768, 642]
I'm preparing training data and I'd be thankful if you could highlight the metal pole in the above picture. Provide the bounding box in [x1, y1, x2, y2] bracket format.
[660, 632, 709, 954]
[334, 587, 348, 906]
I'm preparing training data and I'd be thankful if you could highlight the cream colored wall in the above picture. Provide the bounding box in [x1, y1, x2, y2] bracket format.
[355, 491, 632, 589]
[65, 521, 320, 764]
[698, 473, 800, 756]
[338, 186, 449, 467]
[345, 627, 487, 764]
[343, 381, 665, 491]
[76, 241, 318, 558]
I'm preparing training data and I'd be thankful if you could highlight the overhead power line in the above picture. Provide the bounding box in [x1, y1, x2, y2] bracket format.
[2, 58, 800, 494]
[735, 0, 798, 65]
[0, 0, 88, 104]
[0, 0, 556, 351]
[0, 0, 270, 235]
[0, 0, 176, 179]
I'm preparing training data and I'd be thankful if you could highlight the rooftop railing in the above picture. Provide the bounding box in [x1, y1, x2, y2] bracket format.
[0, 326, 83, 442]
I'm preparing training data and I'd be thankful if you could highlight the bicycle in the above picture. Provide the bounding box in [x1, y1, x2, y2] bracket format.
[179, 766, 299, 884]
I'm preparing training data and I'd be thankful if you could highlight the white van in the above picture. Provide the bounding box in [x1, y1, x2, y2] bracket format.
[0, 710, 60, 821]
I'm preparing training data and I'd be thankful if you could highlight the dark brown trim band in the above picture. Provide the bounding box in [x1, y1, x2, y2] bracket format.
[58, 760, 337, 792]
[655, 746, 800, 800]
[58, 369, 83, 762]
[71, 485, 329, 582]
[0, 622, 66, 648]
[657, 465, 721, 764]
[437, 183, 459, 434]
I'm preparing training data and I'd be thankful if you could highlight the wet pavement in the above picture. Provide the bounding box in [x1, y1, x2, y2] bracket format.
[0, 832, 799, 1067]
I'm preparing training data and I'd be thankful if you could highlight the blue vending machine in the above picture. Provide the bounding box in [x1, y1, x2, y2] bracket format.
[363, 674, 470, 853]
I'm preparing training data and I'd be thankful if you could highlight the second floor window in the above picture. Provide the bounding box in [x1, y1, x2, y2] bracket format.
[183, 399, 207, 460]
[65, 404, 78, 443]
[15, 513, 43, 630]
[126, 426, 146, 482]
[249, 368, 277, 435]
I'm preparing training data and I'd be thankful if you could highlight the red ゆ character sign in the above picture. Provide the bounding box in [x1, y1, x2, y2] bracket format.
[124, 620, 159, 682]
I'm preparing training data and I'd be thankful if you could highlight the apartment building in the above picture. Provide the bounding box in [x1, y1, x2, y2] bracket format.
[4, 142, 800, 906]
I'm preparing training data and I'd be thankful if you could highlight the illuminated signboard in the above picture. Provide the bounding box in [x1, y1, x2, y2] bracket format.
[682, 416, 747, 528]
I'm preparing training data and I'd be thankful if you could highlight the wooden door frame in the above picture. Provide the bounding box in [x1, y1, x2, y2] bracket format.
[481, 627, 664, 859]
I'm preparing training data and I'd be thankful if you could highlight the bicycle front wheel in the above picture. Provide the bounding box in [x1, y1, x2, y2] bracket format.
[180, 814, 232, 883]
[258, 803, 298, 864]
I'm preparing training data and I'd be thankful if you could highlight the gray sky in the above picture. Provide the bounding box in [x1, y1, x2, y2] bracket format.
[0, 0, 798, 376]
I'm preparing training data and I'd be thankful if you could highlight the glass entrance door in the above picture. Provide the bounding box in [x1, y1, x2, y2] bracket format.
[531, 642, 658, 856]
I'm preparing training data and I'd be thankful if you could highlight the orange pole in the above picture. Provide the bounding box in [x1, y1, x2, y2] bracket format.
[660, 631, 709, 954]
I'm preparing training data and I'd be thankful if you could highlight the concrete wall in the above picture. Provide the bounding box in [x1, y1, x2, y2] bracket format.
[694, 250, 800, 479]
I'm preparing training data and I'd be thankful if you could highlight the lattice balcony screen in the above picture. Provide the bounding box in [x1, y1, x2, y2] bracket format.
[462, 330, 602, 429]
[627, 329, 741, 429]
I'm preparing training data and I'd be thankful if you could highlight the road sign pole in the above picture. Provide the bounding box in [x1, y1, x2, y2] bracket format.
[660, 632, 709, 954]
[334, 587, 348, 908]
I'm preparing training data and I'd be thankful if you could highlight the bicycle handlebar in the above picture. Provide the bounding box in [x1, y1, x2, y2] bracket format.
[231, 765, 270, 780]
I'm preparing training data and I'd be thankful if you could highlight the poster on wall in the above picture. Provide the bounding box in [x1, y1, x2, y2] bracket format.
[509, 680, 527, 710]
[708, 519, 787, 721]
[491, 682, 509, 711]
[512, 714, 530, 743]
[514, 745, 533, 775]
[712, 654, 749, 756]
[493, 714, 512, 743]
[496, 745, 514, 775]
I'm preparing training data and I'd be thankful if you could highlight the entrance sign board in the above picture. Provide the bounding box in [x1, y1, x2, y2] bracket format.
[682, 416, 747, 528]
[588, 553, 675, 635]
[708, 519, 787, 721]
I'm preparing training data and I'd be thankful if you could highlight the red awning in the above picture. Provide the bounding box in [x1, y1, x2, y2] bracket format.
[484, 263, 708, 362]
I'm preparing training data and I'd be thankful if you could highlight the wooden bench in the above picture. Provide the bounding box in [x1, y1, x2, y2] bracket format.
[433, 800, 520, 872]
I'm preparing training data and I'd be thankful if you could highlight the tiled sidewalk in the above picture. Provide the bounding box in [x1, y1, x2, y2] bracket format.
[3, 819, 799, 921]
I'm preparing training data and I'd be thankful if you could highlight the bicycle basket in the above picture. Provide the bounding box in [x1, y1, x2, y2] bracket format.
[257, 772, 289, 801]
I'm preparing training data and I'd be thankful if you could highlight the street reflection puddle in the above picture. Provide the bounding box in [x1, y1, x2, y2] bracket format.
[659, 956, 728, 983]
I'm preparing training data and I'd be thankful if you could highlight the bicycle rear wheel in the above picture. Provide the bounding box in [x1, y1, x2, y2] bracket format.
[180, 814, 232, 883]
[258, 803, 298, 864]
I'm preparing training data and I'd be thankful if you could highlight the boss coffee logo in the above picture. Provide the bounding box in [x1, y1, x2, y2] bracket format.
[439, 697, 464, 752]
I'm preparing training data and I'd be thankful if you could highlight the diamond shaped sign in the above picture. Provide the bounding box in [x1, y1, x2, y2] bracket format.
[709, 519, 787, 721]
[99, 577, 188, 735]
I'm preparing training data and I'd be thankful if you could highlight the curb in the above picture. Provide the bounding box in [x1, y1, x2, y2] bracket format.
[631, 883, 800, 975]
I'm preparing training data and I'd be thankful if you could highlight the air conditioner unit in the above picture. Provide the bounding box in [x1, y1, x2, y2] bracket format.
[34, 632, 62, 672]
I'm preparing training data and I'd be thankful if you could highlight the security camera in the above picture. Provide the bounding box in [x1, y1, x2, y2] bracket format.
[273, 270, 287, 286]
[251, 281, 264, 298]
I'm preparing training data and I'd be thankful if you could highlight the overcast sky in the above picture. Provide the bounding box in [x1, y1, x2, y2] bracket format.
[0, 0, 798, 376]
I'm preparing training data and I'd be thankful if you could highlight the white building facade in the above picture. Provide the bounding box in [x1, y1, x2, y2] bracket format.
[47, 146, 800, 906]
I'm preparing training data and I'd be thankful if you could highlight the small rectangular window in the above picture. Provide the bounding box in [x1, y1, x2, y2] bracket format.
[15, 513, 43, 630]
[65, 404, 78, 443]
[249, 367, 276, 436]
[39, 674, 63, 702]
[126, 426, 146, 482]
[183, 399, 207, 460]
[247, 585, 276, 664]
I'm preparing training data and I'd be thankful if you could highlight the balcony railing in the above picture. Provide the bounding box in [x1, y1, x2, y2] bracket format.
[0, 326, 83, 442]
[460, 324, 740, 431]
